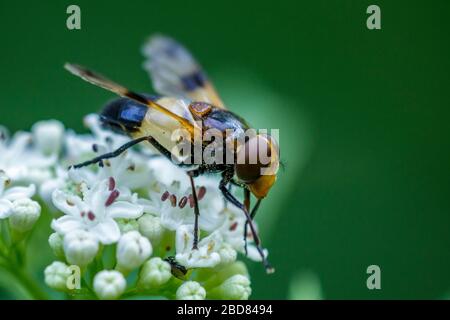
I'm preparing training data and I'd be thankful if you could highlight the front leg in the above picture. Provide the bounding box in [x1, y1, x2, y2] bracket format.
[242, 188, 262, 256]
[73, 134, 193, 169]
[219, 174, 274, 274]
[72, 136, 153, 169]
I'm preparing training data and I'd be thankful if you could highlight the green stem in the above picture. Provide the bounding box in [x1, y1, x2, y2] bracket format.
[1, 264, 48, 300]
[0, 222, 48, 299]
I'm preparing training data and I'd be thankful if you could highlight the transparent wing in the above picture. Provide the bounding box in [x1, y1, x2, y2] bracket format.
[142, 35, 226, 109]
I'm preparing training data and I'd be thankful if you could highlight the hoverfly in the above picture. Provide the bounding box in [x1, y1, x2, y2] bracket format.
[65, 35, 279, 273]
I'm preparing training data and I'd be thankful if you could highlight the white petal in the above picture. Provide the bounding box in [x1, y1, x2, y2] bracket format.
[90, 218, 121, 244]
[24, 153, 57, 168]
[0, 199, 13, 219]
[64, 131, 96, 164]
[160, 205, 194, 231]
[149, 157, 190, 190]
[68, 167, 96, 185]
[115, 187, 133, 201]
[7, 132, 31, 159]
[51, 190, 80, 216]
[40, 179, 63, 205]
[198, 196, 225, 232]
[175, 224, 195, 254]
[106, 201, 143, 219]
[85, 180, 109, 214]
[176, 231, 223, 268]
[51, 215, 84, 235]
[176, 251, 221, 269]
[137, 198, 161, 216]
[3, 184, 36, 201]
[245, 246, 269, 262]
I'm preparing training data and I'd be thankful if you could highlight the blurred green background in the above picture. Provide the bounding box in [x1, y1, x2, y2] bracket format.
[1, 0, 449, 299]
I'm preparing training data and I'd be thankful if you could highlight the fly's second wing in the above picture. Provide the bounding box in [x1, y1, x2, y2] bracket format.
[138, 96, 199, 164]
[142, 35, 226, 109]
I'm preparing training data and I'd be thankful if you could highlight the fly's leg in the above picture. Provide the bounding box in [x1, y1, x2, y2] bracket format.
[187, 169, 203, 250]
[72, 136, 153, 169]
[72, 134, 193, 169]
[219, 174, 274, 274]
[227, 179, 262, 257]
[243, 188, 251, 255]
[243, 190, 262, 256]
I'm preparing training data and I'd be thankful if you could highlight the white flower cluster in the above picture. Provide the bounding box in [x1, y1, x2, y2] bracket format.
[0, 123, 46, 234]
[0, 116, 264, 300]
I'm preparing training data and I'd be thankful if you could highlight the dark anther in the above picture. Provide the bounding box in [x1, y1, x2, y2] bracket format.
[169, 194, 177, 207]
[188, 194, 194, 208]
[178, 196, 188, 208]
[197, 186, 206, 201]
[161, 191, 170, 202]
[229, 221, 238, 231]
[108, 177, 116, 191]
[105, 190, 120, 206]
[87, 211, 96, 221]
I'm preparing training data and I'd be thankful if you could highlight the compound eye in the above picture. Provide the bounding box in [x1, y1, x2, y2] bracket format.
[235, 163, 262, 183]
[235, 136, 271, 183]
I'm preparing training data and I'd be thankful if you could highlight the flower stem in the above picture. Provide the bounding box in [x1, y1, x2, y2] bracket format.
[0, 222, 48, 300]
[1, 264, 48, 300]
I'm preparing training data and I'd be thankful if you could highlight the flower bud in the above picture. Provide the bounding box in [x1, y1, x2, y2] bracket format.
[48, 232, 65, 259]
[39, 169, 66, 210]
[138, 214, 164, 243]
[63, 229, 99, 267]
[44, 261, 71, 291]
[9, 198, 41, 232]
[176, 281, 206, 300]
[138, 257, 172, 289]
[116, 231, 152, 272]
[93, 270, 126, 300]
[218, 244, 237, 266]
[32, 119, 65, 155]
[117, 218, 139, 234]
[209, 275, 251, 300]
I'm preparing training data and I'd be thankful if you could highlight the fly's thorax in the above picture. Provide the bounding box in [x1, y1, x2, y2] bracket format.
[201, 109, 250, 134]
